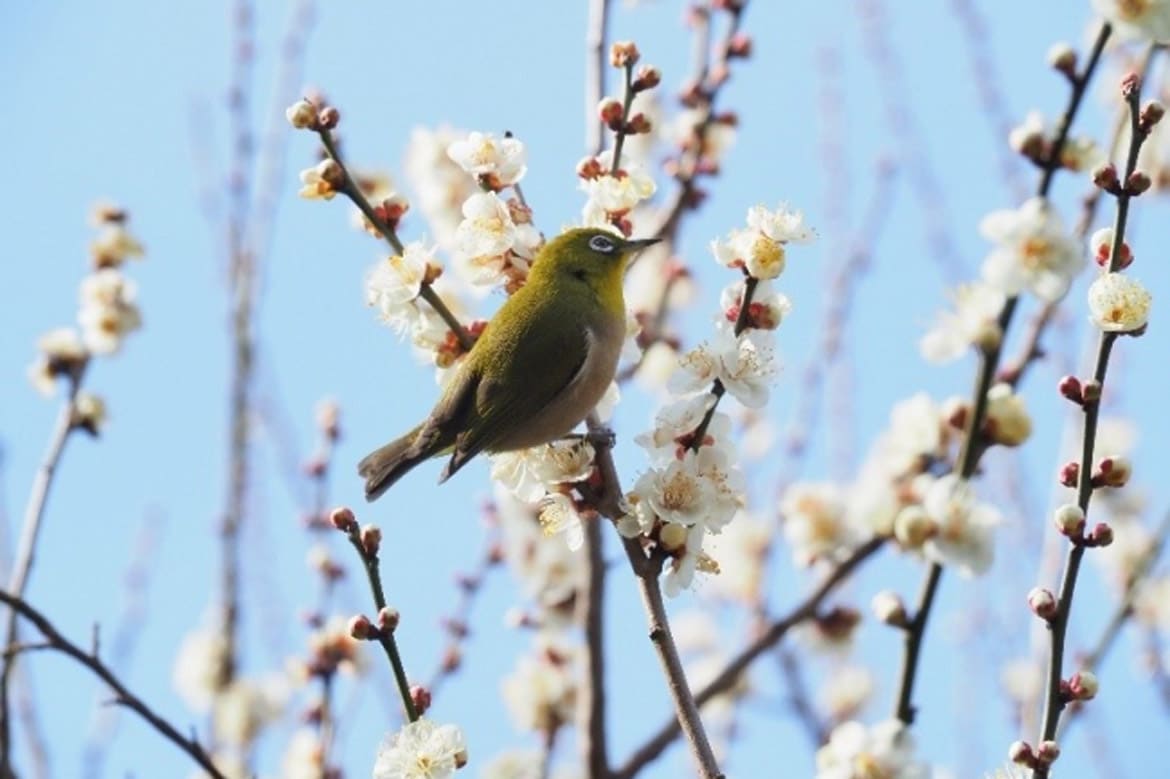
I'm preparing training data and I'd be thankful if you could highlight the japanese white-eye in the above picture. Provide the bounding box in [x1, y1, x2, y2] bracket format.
[358, 228, 660, 501]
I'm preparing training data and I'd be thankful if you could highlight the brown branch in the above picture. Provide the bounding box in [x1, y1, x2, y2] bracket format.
[578, 516, 609, 778]
[1034, 75, 1147, 774]
[777, 648, 828, 747]
[890, 19, 1114, 728]
[612, 538, 884, 779]
[0, 366, 86, 772]
[0, 591, 226, 779]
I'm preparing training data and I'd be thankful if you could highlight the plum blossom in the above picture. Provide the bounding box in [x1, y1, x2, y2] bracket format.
[920, 282, 1005, 363]
[711, 202, 815, 280]
[980, 198, 1083, 302]
[372, 719, 468, 779]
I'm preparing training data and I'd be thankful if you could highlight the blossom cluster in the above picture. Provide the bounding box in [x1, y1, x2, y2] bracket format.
[618, 203, 806, 595]
[26, 204, 147, 433]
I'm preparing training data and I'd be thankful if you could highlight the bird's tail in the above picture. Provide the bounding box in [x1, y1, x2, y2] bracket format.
[358, 425, 427, 502]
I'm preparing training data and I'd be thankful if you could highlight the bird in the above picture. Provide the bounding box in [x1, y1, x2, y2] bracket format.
[358, 227, 660, 501]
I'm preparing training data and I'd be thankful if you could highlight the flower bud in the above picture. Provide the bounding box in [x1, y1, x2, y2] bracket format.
[378, 607, 400, 632]
[598, 98, 625, 131]
[318, 105, 340, 130]
[71, 392, 107, 436]
[984, 383, 1032, 447]
[1069, 670, 1098, 700]
[1095, 455, 1132, 488]
[360, 524, 382, 555]
[727, 33, 752, 58]
[1036, 740, 1061, 764]
[1027, 587, 1058, 620]
[1087, 522, 1114, 547]
[410, 684, 432, 715]
[659, 522, 689, 551]
[1009, 740, 1035, 766]
[1047, 42, 1077, 76]
[576, 156, 604, 180]
[626, 113, 653, 135]
[871, 590, 908, 627]
[632, 65, 662, 91]
[894, 505, 935, 549]
[1058, 462, 1080, 489]
[348, 614, 372, 640]
[318, 158, 345, 189]
[1141, 100, 1165, 131]
[330, 506, 357, 532]
[1053, 504, 1085, 536]
[285, 98, 318, 129]
[1058, 375, 1083, 404]
[1126, 170, 1152, 196]
[1081, 380, 1102, 403]
[1121, 71, 1141, 100]
[1093, 163, 1120, 192]
[610, 40, 640, 68]
[942, 395, 970, 432]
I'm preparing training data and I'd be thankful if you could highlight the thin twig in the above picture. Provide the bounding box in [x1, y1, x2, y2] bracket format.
[0, 368, 85, 771]
[1034, 74, 1147, 772]
[889, 20, 1113, 727]
[0, 591, 226, 779]
[777, 648, 828, 747]
[338, 519, 419, 722]
[585, 0, 611, 157]
[612, 538, 884, 779]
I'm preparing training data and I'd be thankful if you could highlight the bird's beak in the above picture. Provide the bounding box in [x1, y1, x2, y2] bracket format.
[623, 236, 662, 253]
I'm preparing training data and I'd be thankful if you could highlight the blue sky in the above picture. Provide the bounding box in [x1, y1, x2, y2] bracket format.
[4, 1, 1170, 777]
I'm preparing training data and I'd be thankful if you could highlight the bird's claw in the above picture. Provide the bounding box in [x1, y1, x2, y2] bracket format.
[584, 425, 616, 451]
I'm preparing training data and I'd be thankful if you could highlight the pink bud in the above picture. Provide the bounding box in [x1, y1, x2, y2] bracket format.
[1036, 740, 1061, 764]
[329, 506, 357, 532]
[410, 684, 432, 714]
[1087, 522, 1114, 547]
[1009, 740, 1035, 766]
[1069, 670, 1099, 700]
[360, 524, 382, 555]
[1028, 587, 1058, 620]
[348, 614, 372, 640]
[378, 607, 400, 632]
[1058, 375, 1083, 404]
[1059, 462, 1080, 489]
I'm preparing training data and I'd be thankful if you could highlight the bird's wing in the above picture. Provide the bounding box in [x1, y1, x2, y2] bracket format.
[408, 362, 482, 461]
[438, 320, 590, 482]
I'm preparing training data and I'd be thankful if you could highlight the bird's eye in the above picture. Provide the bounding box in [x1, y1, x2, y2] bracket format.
[589, 234, 616, 254]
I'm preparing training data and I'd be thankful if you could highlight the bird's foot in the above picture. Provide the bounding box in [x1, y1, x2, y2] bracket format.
[583, 425, 616, 451]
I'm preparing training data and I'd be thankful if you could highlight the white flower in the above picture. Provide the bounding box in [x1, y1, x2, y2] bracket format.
[1088, 272, 1152, 331]
[663, 525, 711, 597]
[211, 675, 288, 747]
[984, 383, 1031, 446]
[172, 624, 231, 712]
[670, 324, 777, 408]
[581, 159, 657, 215]
[77, 270, 142, 354]
[635, 393, 717, 464]
[815, 719, 929, 779]
[1093, 0, 1170, 42]
[297, 159, 342, 200]
[711, 203, 815, 280]
[72, 391, 107, 433]
[632, 445, 742, 536]
[1009, 110, 1102, 171]
[882, 393, 947, 476]
[704, 512, 770, 603]
[501, 633, 579, 733]
[282, 729, 326, 779]
[365, 242, 436, 318]
[496, 488, 584, 615]
[27, 327, 87, 396]
[453, 193, 536, 286]
[447, 131, 527, 188]
[920, 282, 1006, 363]
[818, 666, 874, 721]
[491, 439, 595, 503]
[921, 474, 1000, 576]
[373, 719, 468, 779]
[405, 126, 479, 249]
[538, 493, 585, 551]
[90, 223, 144, 269]
[781, 482, 862, 566]
[980, 198, 1084, 302]
[720, 278, 792, 330]
[285, 98, 317, 129]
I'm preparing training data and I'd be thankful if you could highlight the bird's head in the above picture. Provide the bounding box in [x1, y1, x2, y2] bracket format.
[530, 228, 661, 311]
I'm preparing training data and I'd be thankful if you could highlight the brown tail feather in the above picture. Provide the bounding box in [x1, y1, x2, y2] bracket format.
[358, 432, 425, 501]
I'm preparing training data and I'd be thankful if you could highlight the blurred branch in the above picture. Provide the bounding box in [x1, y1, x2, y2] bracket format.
[1058, 510, 1170, 738]
[613, 538, 884, 779]
[0, 366, 86, 773]
[0, 591, 226, 779]
[585, 0, 611, 156]
[81, 512, 165, 779]
[776, 648, 827, 748]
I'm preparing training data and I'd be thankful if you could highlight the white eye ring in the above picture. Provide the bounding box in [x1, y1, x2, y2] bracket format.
[589, 234, 616, 253]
